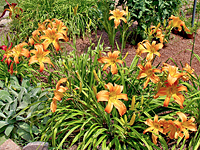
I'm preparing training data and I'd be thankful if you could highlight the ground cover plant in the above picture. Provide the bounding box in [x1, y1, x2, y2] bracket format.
[0, 0, 200, 149]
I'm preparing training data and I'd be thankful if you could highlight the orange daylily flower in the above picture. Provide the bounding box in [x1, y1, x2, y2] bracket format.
[12, 42, 30, 64]
[137, 40, 163, 61]
[29, 30, 41, 46]
[143, 115, 164, 144]
[168, 15, 190, 32]
[137, 61, 161, 89]
[162, 120, 183, 139]
[50, 78, 68, 112]
[150, 25, 166, 43]
[98, 51, 123, 74]
[176, 112, 197, 139]
[109, 9, 127, 28]
[48, 18, 69, 42]
[136, 42, 146, 56]
[96, 83, 128, 116]
[0, 0, 23, 19]
[162, 63, 186, 85]
[182, 63, 196, 81]
[40, 28, 65, 51]
[29, 44, 54, 72]
[154, 80, 187, 108]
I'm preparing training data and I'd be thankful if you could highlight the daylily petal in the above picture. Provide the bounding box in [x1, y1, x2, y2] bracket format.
[111, 64, 118, 74]
[96, 91, 110, 102]
[113, 100, 127, 116]
[163, 96, 171, 107]
[105, 101, 113, 114]
[50, 100, 57, 113]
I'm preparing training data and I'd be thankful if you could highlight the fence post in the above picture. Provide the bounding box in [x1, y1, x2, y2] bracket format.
[192, 0, 197, 27]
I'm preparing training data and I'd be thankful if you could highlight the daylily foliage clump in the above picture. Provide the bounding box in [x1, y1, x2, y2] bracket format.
[0, 1, 199, 149]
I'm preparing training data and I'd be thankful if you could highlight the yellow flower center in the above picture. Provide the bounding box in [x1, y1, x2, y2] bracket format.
[153, 122, 160, 129]
[146, 69, 153, 76]
[110, 58, 116, 65]
[109, 92, 117, 102]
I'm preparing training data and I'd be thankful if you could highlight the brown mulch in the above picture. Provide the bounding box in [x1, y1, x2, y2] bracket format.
[65, 29, 200, 76]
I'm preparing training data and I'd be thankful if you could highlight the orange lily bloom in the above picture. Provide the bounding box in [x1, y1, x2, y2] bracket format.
[29, 30, 41, 46]
[154, 80, 187, 108]
[98, 51, 123, 74]
[162, 63, 186, 85]
[29, 44, 54, 72]
[0, 0, 23, 19]
[12, 42, 30, 64]
[96, 83, 128, 116]
[150, 26, 165, 43]
[39, 28, 65, 51]
[0, 43, 13, 66]
[136, 42, 146, 56]
[162, 120, 183, 139]
[176, 112, 197, 139]
[109, 9, 127, 28]
[48, 18, 69, 42]
[50, 78, 68, 112]
[137, 61, 161, 89]
[137, 40, 163, 61]
[182, 63, 196, 81]
[168, 15, 190, 32]
[143, 115, 164, 144]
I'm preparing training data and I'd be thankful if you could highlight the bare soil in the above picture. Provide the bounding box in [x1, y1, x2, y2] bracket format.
[65, 29, 200, 76]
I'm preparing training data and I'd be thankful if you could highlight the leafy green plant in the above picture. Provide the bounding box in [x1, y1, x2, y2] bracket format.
[9, 0, 99, 42]
[118, 0, 181, 41]
[0, 75, 51, 143]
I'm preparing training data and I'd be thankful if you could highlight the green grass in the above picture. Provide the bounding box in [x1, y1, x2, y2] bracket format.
[0, 0, 17, 13]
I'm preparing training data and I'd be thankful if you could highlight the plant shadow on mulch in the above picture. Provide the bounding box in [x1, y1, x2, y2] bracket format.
[64, 29, 200, 76]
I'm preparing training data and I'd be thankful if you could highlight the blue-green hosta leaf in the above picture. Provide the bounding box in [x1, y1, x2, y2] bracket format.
[0, 112, 6, 118]
[0, 121, 8, 128]
[18, 88, 27, 102]
[10, 98, 17, 112]
[30, 88, 41, 97]
[0, 90, 11, 103]
[17, 128, 31, 141]
[10, 75, 20, 87]
[18, 122, 30, 133]
[5, 125, 14, 136]
[21, 77, 31, 88]
[16, 116, 25, 121]
[17, 101, 28, 110]
[0, 101, 5, 106]
[32, 125, 39, 135]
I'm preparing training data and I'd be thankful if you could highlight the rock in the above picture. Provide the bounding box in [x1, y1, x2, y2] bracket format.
[0, 19, 11, 27]
[0, 139, 21, 150]
[0, 11, 10, 19]
[23, 141, 48, 150]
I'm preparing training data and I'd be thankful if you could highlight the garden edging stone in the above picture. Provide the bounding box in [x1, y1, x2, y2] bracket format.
[23, 141, 49, 150]
[0, 139, 21, 150]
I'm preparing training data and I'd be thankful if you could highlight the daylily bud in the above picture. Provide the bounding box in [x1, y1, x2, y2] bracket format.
[141, 95, 144, 105]
[99, 50, 102, 58]
[121, 117, 125, 124]
[92, 86, 97, 96]
[79, 82, 82, 94]
[73, 4, 78, 16]
[93, 70, 100, 82]
[129, 113, 136, 126]
[130, 96, 135, 110]
[135, 102, 139, 109]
